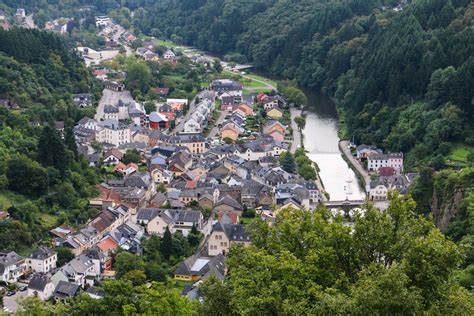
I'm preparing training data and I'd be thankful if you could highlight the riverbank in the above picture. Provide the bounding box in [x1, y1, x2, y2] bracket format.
[339, 140, 370, 193]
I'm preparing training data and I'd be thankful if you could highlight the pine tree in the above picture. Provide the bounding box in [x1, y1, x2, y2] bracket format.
[161, 226, 173, 260]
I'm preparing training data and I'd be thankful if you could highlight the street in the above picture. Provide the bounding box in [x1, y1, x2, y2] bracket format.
[173, 99, 197, 133]
[208, 110, 227, 138]
[289, 107, 302, 153]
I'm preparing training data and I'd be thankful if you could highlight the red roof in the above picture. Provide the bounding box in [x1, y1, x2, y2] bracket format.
[185, 181, 197, 189]
[154, 87, 170, 96]
[378, 167, 396, 177]
[97, 237, 118, 253]
[218, 212, 239, 224]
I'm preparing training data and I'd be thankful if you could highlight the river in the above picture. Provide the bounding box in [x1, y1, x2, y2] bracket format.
[302, 92, 366, 201]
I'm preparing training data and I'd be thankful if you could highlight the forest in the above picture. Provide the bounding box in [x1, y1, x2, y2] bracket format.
[0, 28, 101, 253]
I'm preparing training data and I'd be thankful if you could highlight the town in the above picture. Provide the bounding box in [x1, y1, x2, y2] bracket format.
[0, 8, 427, 313]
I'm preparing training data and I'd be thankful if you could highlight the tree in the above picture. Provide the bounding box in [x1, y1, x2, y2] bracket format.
[213, 59, 223, 73]
[37, 125, 68, 174]
[125, 59, 152, 94]
[161, 226, 173, 260]
[144, 101, 156, 114]
[280, 152, 296, 173]
[200, 194, 474, 314]
[294, 116, 306, 131]
[123, 269, 147, 286]
[7, 156, 49, 196]
[56, 247, 74, 266]
[122, 149, 141, 164]
[187, 224, 201, 247]
[114, 251, 146, 278]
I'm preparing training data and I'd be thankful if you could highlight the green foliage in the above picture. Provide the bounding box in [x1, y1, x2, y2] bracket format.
[122, 149, 141, 164]
[201, 194, 474, 314]
[56, 247, 75, 266]
[279, 151, 296, 173]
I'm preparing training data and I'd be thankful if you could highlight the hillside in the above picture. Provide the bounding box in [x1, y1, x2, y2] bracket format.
[0, 28, 100, 253]
[136, 0, 474, 171]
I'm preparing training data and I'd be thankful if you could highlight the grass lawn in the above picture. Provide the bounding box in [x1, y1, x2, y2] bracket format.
[155, 38, 177, 48]
[240, 217, 255, 225]
[39, 213, 59, 229]
[449, 144, 473, 162]
[164, 74, 185, 81]
[245, 72, 278, 88]
[174, 280, 193, 290]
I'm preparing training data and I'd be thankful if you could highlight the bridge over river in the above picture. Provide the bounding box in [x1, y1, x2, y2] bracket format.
[322, 199, 366, 212]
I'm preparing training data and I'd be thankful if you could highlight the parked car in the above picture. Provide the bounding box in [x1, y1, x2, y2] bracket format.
[6, 290, 16, 296]
[19, 286, 27, 292]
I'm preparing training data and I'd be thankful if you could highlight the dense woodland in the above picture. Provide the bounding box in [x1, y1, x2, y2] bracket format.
[0, 28, 101, 253]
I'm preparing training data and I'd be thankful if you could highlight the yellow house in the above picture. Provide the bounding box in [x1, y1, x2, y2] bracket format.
[266, 107, 283, 118]
[220, 124, 240, 141]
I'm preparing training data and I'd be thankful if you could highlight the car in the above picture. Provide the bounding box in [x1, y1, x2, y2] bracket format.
[19, 286, 27, 292]
[6, 290, 16, 296]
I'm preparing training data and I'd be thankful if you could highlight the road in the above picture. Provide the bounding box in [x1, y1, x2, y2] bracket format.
[339, 140, 371, 192]
[95, 88, 135, 121]
[289, 107, 302, 153]
[173, 99, 197, 133]
[208, 110, 227, 138]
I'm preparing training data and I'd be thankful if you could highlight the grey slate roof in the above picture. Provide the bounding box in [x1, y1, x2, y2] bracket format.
[54, 281, 80, 298]
[29, 246, 55, 260]
[28, 274, 52, 291]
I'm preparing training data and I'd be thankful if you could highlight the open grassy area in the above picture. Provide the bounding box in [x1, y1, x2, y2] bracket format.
[155, 38, 177, 48]
[449, 145, 473, 161]
[173, 280, 193, 290]
[244, 72, 278, 88]
[39, 213, 59, 229]
[0, 191, 27, 210]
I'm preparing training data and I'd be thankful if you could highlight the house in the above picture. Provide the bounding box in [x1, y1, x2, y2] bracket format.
[368, 152, 404, 173]
[27, 274, 55, 301]
[174, 254, 225, 282]
[266, 107, 283, 119]
[263, 121, 286, 135]
[356, 144, 381, 159]
[220, 123, 241, 141]
[136, 208, 203, 237]
[104, 80, 125, 92]
[263, 95, 286, 110]
[103, 149, 124, 165]
[54, 281, 81, 300]
[210, 79, 243, 94]
[73, 94, 92, 107]
[213, 195, 243, 217]
[237, 103, 253, 116]
[163, 49, 176, 60]
[208, 221, 251, 256]
[149, 112, 169, 130]
[96, 120, 131, 146]
[369, 174, 413, 201]
[154, 87, 170, 97]
[27, 246, 57, 273]
[0, 251, 26, 283]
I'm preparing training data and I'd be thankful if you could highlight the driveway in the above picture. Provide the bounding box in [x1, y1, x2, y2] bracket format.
[3, 290, 27, 314]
